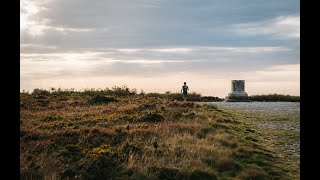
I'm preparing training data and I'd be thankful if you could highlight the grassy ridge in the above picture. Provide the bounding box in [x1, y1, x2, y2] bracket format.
[250, 94, 300, 102]
[21, 87, 292, 179]
[23, 86, 223, 102]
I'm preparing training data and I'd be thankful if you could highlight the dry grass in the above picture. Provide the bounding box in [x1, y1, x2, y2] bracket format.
[20, 90, 291, 179]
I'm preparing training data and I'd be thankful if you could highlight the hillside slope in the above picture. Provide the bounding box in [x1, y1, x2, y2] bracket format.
[20, 91, 295, 179]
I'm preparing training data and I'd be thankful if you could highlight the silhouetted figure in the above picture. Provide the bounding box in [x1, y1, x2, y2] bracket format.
[181, 82, 189, 100]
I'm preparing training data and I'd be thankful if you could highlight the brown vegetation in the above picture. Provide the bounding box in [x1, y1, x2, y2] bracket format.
[20, 87, 293, 179]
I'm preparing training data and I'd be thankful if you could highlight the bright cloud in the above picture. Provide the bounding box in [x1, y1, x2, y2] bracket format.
[20, 0, 40, 30]
[232, 15, 300, 39]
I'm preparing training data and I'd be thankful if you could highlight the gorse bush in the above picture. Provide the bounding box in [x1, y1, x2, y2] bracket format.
[29, 86, 137, 97]
[60, 144, 123, 179]
[112, 85, 137, 96]
[250, 94, 300, 102]
[138, 113, 165, 123]
[32, 88, 50, 96]
[89, 95, 117, 104]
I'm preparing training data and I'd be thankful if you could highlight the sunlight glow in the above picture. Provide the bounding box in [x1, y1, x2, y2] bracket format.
[20, 0, 40, 31]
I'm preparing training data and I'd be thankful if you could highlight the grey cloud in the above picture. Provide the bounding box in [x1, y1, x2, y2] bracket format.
[20, 0, 299, 93]
[21, 0, 300, 50]
[20, 45, 298, 80]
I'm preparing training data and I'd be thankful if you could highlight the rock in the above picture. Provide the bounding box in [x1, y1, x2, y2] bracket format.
[225, 80, 251, 102]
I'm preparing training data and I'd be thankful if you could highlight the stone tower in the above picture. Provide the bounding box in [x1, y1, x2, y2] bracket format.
[225, 80, 251, 102]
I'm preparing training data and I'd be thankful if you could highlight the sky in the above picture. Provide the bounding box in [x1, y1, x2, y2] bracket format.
[20, 0, 300, 97]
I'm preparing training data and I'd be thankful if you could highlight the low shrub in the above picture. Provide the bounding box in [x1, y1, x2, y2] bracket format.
[238, 165, 268, 180]
[88, 95, 117, 104]
[137, 113, 165, 123]
[250, 94, 300, 102]
[190, 169, 218, 180]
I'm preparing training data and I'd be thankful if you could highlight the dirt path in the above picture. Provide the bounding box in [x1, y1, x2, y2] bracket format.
[200, 102, 300, 179]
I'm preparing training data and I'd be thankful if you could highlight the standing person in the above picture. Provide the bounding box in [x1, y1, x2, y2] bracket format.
[181, 82, 189, 100]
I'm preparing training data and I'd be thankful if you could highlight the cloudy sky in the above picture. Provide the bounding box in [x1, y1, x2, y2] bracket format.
[20, 0, 300, 97]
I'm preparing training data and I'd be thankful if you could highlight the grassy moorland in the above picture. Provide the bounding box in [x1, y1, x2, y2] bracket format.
[21, 87, 296, 179]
